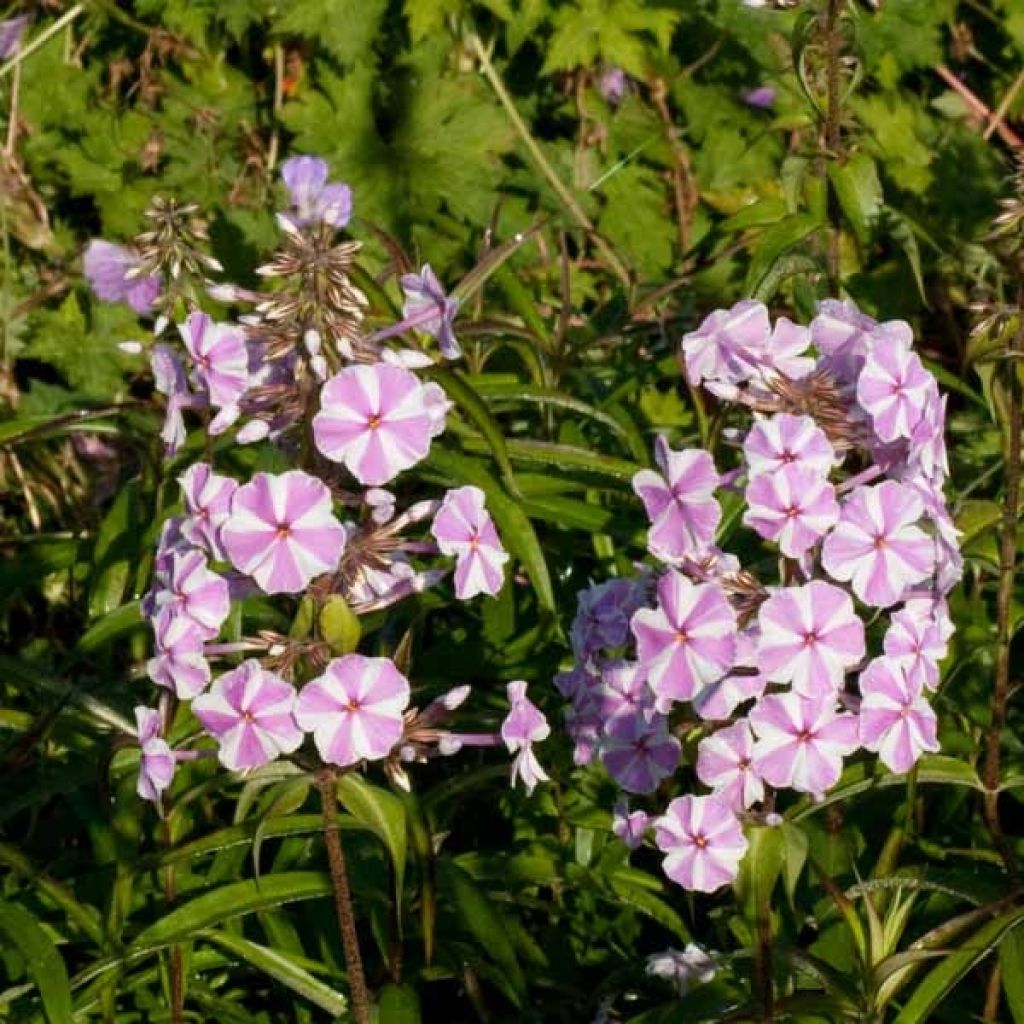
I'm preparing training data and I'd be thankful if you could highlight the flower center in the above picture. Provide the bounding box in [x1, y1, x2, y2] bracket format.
[780, 450, 796, 463]
[345, 699, 361, 712]
[873, 533, 887, 550]
[802, 631, 818, 647]
[367, 414, 382, 430]
[276, 523, 291, 539]
[797, 728, 813, 744]
[693, 832, 709, 849]
[785, 504, 801, 519]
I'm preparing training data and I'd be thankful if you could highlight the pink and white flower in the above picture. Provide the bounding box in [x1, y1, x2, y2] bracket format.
[221, 470, 346, 594]
[178, 312, 249, 411]
[743, 413, 836, 478]
[682, 299, 770, 393]
[633, 438, 721, 561]
[147, 612, 210, 699]
[696, 721, 764, 811]
[313, 363, 448, 486]
[858, 657, 939, 773]
[857, 342, 933, 443]
[749, 693, 859, 799]
[151, 549, 230, 638]
[760, 316, 815, 381]
[613, 798, 650, 850]
[883, 608, 944, 690]
[654, 794, 748, 892]
[743, 464, 840, 557]
[693, 628, 767, 720]
[757, 581, 865, 697]
[822, 481, 935, 607]
[295, 655, 410, 767]
[645, 945, 718, 996]
[179, 463, 237, 560]
[631, 571, 736, 710]
[430, 485, 509, 599]
[501, 681, 550, 794]
[135, 707, 175, 802]
[192, 661, 303, 771]
[600, 711, 680, 794]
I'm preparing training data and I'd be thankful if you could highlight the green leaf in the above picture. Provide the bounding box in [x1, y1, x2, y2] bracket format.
[377, 982, 422, 1023]
[0, 900, 74, 1024]
[828, 152, 883, 247]
[744, 214, 821, 300]
[87, 480, 139, 619]
[319, 595, 362, 656]
[1000, 926, 1024, 1024]
[201, 930, 347, 1017]
[75, 601, 144, 653]
[735, 824, 786, 921]
[608, 872, 691, 943]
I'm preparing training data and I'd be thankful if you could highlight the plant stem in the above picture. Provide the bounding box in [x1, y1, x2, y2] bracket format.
[983, 290, 1024, 883]
[316, 770, 372, 1024]
[823, 0, 844, 295]
[0, 5, 85, 81]
[468, 32, 632, 289]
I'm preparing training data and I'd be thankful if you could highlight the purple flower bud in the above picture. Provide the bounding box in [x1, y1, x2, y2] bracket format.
[0, 15, 29, 60]
[83, 240, 161, 313]
[743, 85, 777, 109]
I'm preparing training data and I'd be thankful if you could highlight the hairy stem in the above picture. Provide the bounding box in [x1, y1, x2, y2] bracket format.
[823, 0, 844, 295]
[317, 770, 372, 1024]
[983, 292, 1024, 883]
[161, 819, 184, 1024]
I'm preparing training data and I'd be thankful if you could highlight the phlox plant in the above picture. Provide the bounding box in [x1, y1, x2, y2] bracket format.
[558, 297, 959, 905]
[85, 156, 548, 1022]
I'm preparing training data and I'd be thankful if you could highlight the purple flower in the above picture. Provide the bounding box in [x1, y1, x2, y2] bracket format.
[83, 240, 161, 314]
[857, 341, 933, 443]
[147, 612, 211, 699]
[743, 413, 835, 478]
[570, 577, 646, 662]
[591, 660, 656, 721]
[221, 470, 346, 595]
[645, 945, 717, 996]
[908, 386, 949, 483]
[762, 316, 814, 381]
[884, 607, 943, 690]
[742, 84, 777, 110]
[151, 344, 191, 455]
[633, 437, 722, 562]
[743, 463, 839, 557]
[179, 463, 237, 560]
[631, 570, 736, 710]
[682, 299, 770, 395]
[280, 156, 353, 229]
[151, 549, 230, 639]
[757, 581, 865, 698]
[400, 265, 461, 360]
[809, 299, 879, 385]
[178, 312, 249, 412]
[501, 681, 550, 794]
[295, 655, 410, 766]
[857, 657, 939, 773]
[313, 363, 447, 486]
[598, 66, 628, 106]
[600, 711, 680, 794]
[696, 721, 764, 811]
[135, 707, 175, 802]
[430, 485, 509, 599]
[192, 661, 303, 771]
[613, 798, 650, 850]
[821, 481, 935, 607]
[749, 693, 859, 799]
[654, 794, 748, 892]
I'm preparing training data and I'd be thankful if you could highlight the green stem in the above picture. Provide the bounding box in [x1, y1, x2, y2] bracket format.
[823, 0, 844, 295]
[0, 5, 86, 81]
[468, 32, 632, 289]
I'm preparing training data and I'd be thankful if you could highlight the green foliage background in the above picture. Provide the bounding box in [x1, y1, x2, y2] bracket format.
[2, 1, 1024, 1022]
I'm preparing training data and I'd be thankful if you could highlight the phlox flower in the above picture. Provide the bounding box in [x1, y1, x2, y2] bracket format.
[151, 344, 191, 454]
[400, 264, 460, 360]
[749, 693, 859, 799]
[570, 577, 646, 662]
[600, 711, 680, 794]
[654, 794, 748, 892]
[632, 437, 721, 562]
[884, 608, 944, 690]
[631, 570, 736, 710]
[613, 798, 650, 850]
[179, 462, 237, 560]
[810, 301, 914, 386]
[564, 700, 602, 766]
[682, 299, 770, 394]
[822, 481, 935, 607]
[696, 721, 764, 811]
[83, 240, 161, 313]
[147, 612, 210, 699]
[221, 470, 346, 594]
[743, 412, 835, 478]
[693, 626, 767, 721]
[151, 549, 230, 638]
[590, 660, 656, 721]
[757, 581, 865, 697]
[908, 386, 949, 483]
[192, 661, 303, 771]
[501, 681, 550, 794]
[645, 945, 717, 996]
[857, 657, 939, 773]
[743, 463, 839, 557]
[135, 707, 175, 802]
[313, 362, 447, 486]
[430, 485, 508, 599]
[280, 155, 353, 228]
[178, 312, 249, 413]
[295, 655, 410, 767]
[760, 316, 815, 381]
[857, 342, 933, 443]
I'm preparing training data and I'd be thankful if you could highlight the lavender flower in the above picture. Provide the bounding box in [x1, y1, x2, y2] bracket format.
[83, 240, 161, 313]
[280, 155, 353, 229]
[0, 14, 29, 59]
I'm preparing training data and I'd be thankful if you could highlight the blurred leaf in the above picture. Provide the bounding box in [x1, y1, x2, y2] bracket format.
[319, 595, 362, 656]
[377, 982, 422, 1023]
[0, 900, 74, 1024]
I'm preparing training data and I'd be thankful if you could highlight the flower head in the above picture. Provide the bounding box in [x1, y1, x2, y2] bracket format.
[430, 485, 508, 599]
[696, 721, 764, 811]
[633, 438, 721, 562]
[857, 657, 939, 773]
[295, 655, 410, 767]
[613, 798, 650, 850]
[192, 661, 303, 771]
[570, 577, 647, 662]
[631, 570, 736, 710]
[883, 607, 944, 690]
[221, 470, 346, 594]
[857, 342, 933, 443]
[743, 463, 839, 557]
[151, 549, 230, 639]
[313, 363, 447, 485]
[654, 794, 748, 892]
[178, 312, 249, 412]
[280, 156, 353, 228]
[645, 945, 718, 996]
[135, 707, 175, 802]
[742, 84, 777, 109]
[757, 581, 865, 697]
[743, 413, 835, 478]
[822, 481, 935, 607]
[682, 299, 770, 394]
[151, 344, 191, 455]
[179, 463, 237, 560]
[501, 681, 550, 794]
[600, 711, 680, 794]
[147, 612, 210, 699]
[83, 240, 161, 313]
[400, 264, 460, 360]
[0, 15, 29, 59]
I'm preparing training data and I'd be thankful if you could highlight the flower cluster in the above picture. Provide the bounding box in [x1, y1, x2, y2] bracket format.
[87, 156, 547, 804]
[560, 299, 958, 892]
